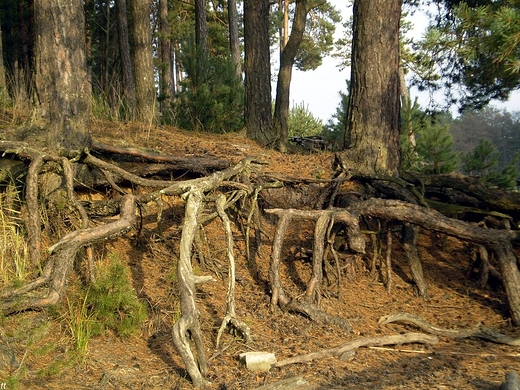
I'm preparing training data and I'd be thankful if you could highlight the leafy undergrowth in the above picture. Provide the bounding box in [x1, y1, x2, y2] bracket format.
[1, 122, 519, 389]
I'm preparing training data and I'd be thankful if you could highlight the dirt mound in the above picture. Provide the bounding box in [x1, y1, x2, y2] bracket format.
[2, 123, 519, 389]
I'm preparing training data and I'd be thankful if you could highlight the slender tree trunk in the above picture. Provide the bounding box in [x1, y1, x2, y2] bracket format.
[228, 0, 242, 78]
[342, 0, 402, 176]
[174, 39, 182, 98]
[244, 0, 275, 146]
[158, 0, 173, 116]
[129, 0, 156, 123]
[34, 0, 92, 149]
[273, 0, 310, 152]
[0, 19, 8, 102]
[195, 0, 208, 84]
[116, 0, 137, 117]
[105, 0, 111, 94]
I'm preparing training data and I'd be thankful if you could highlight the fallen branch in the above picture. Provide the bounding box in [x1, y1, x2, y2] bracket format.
[379, 313, 520, 346]
[275, 332, 438, 367]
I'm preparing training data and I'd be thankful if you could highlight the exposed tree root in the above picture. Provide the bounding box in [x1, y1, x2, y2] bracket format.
[168, 157, 261, 387]
[215, 194, 252, 348]
[265, 208, 364, 331]
[351, 198, 520, 326]
[275, 332, 439, 367]
[379, 313, 520, 346]
[1, 139, 520, 388]
[1, 195, 136, 313]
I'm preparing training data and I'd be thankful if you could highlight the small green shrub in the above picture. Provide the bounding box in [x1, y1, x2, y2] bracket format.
[87, 254, 147, 337]
[288, 102, 323, 137]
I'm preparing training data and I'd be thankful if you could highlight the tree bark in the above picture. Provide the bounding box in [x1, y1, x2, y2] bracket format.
[194, 0, 208, 85]
[158, 0, 173, 114]
[34, 0, 92, 149]
[273, 0, 310, 152]
[116, 0, 137, 116]
[0, 19, 8, 102]
[341, 0, 402, 176]
[227, 0, 242, 78]
[129, 0, 156, 123]
[244, 0, 275, 147]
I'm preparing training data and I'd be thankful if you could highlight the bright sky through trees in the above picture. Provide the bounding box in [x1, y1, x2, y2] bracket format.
[289, 0, 519, 122]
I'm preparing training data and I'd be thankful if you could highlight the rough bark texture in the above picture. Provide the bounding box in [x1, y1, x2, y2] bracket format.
[34, 0, 92, 149]
[195, 0, 208, 84]
[244, 0, 275, 147]
[342, 0, 402, 176]
[129, 0, 156, 123]
[116, 0, 136, 114]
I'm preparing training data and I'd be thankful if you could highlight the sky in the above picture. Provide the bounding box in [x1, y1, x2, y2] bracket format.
[286, 0, 519, 123]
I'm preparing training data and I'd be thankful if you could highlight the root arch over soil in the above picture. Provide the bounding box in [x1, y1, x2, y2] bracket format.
[1, 139, 520, 387]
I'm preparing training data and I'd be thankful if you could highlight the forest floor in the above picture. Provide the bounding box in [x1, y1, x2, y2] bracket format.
[1, 121, 519, 389]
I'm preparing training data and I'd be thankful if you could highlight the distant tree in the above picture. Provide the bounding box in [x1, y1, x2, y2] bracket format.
[244, 0, 275, 145]
[34, 0, 92, 148]
[462, 138, 519, 190]
[195, 0, 208, 84]
[228, 0, 242, 78]
[158, 0, 173, 117]
[273, 0, 341, 151]
[450, 107, 520, 171]
[115, 0, 136, 117]
[462, 138, 499, 177]
[400, 96, 425, 171]
[129, 0, 156, 123]
[491, 153, 519, 190]
[0, 19, 8, 103]
[323, 82, 349, 146]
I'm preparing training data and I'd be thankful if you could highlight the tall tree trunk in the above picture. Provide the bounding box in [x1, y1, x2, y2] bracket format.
[174, 39, 182, 98]
[158, 0, 173, 116]
[34, 0, 92, 149]
[129, 0, 156, 123]
[244, 0, 275, 146]
[341, 0, 402, 176]
[228, 0, 242, 78]
[116, 0, 137, 117]
[195, 0, 208, 84]
[272, 0, 309, 152]
[0, 19, 8, 102]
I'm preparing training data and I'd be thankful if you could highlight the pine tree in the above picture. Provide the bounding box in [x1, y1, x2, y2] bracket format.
[323, 83, 349, 147]
[463, 139, 519, 190]
[462, 138, 499, 177]
[415, 118, 460, 174]
[288, 102, 323, 137]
